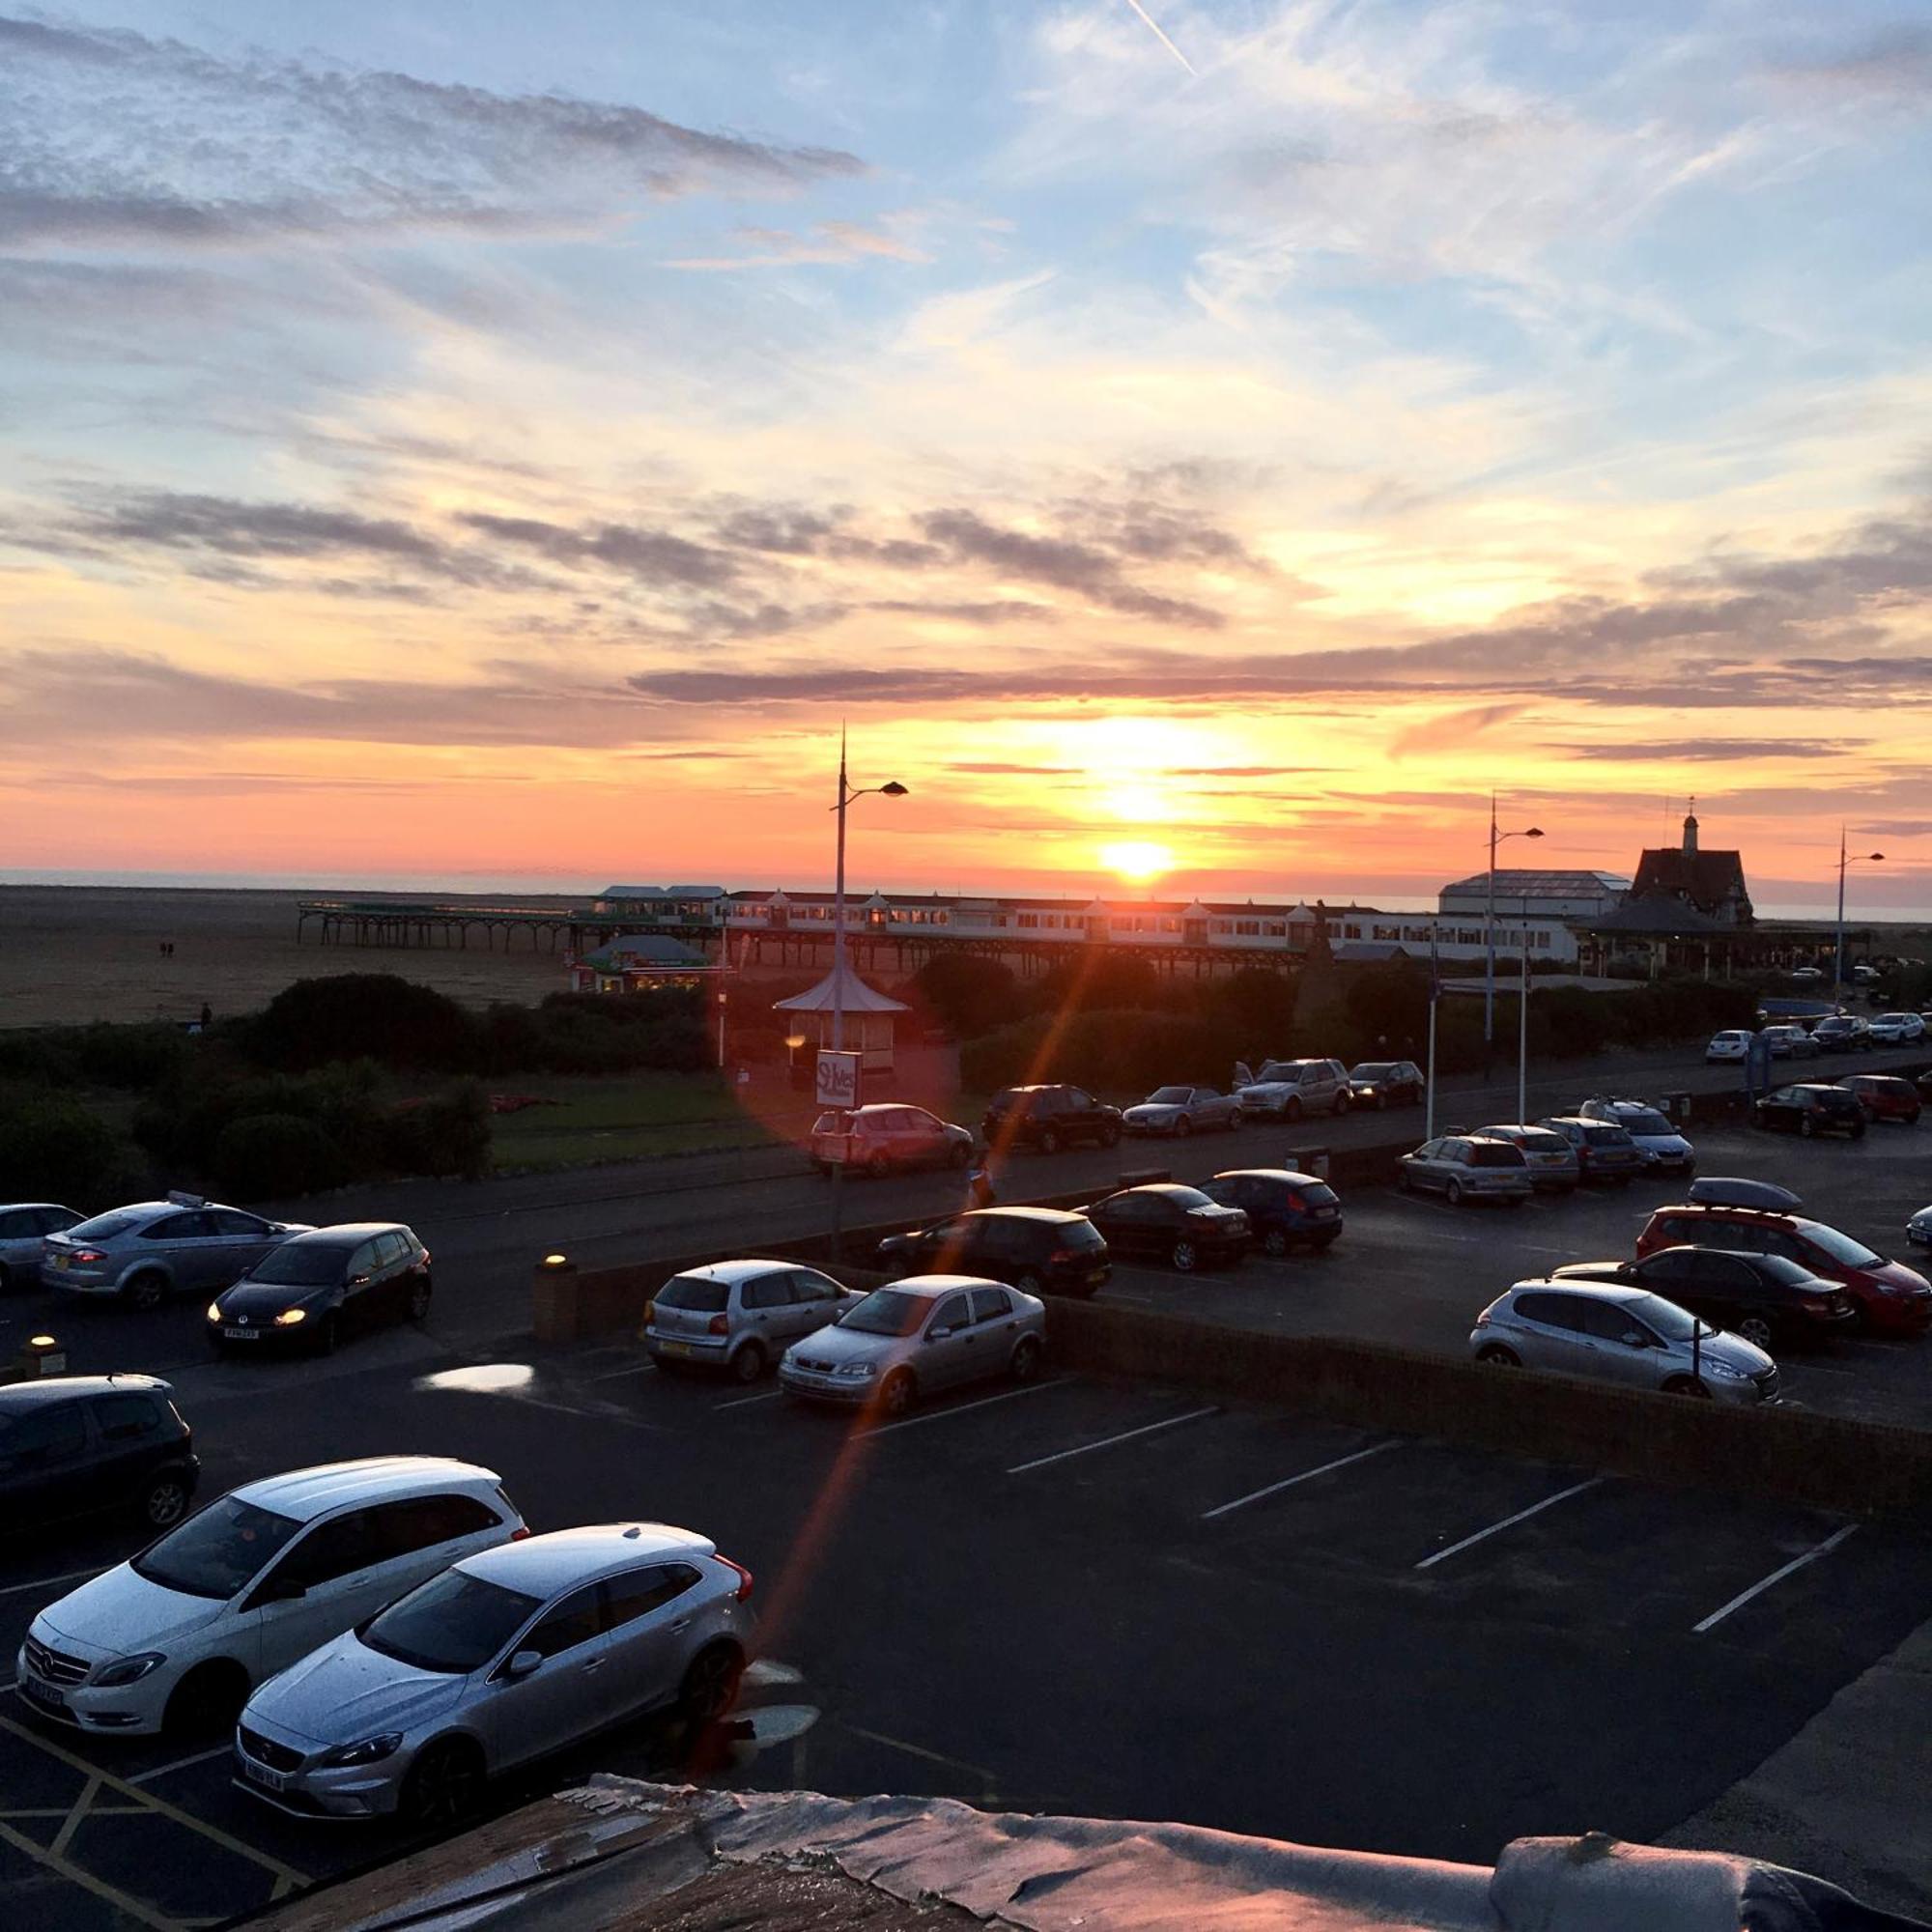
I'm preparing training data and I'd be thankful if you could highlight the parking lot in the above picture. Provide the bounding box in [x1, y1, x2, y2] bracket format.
[6, 1311, 1932, 1929]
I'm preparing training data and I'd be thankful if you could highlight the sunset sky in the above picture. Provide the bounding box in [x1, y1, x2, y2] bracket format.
[4, 2, 1930, 915]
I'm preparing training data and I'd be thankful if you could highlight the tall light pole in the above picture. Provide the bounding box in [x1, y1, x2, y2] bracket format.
[1833, 828, 1884, 994]
[1486, 796, 1544, 1046]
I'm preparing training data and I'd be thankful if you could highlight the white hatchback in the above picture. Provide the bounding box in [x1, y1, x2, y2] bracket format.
[17, 1457, 524, 1737]
[1705, 1030, 1751, 1063]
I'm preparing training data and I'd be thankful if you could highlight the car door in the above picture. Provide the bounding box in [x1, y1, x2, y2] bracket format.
[337, 1239, 384, 1335]
[85, 1391, 172, 1511]
[1577, 1297, 1663, 1388]
[0, 1398, 96, 1526]
[480, 1582, 611, 1772]
[239, 1506, 394, 1678]
[141, 1211, 214, 1292]
[1094, 1194, 1147, 1258]
[209, 1209, 282, 1283]
[923, 1292, 978, 1389]
[1406, 1141, 1442, 1192]
[595, 1562, 707, 1720]
[1509, 1292, 1597, 1377]
[1066, 1090, 1100, 1141]
[740, 1270, 798, 1349]
[969, 1285, 1019, 1382]
[0, 1208, 33, 1271]
[786, 1269, 848, 1342]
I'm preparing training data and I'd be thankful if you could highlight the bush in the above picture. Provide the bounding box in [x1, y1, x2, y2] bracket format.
[384, 1082, 491, 1180]
[907, 953, 1026, 1038]
[245, 974, 477, 1072]
[0, 1084, 150, 1208]
[211, 1113, 347, 1201]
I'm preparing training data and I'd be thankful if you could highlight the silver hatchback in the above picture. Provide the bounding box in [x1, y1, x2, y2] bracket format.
[644, 1261, 856, 1382]
[1398, 1136, 1533, 1206]
[43, 1194, 314, 1310]
[780, 1276, 1047, 1416]
[0, 1203, 81, 1292]
[1469, 1280, 1777, 1405]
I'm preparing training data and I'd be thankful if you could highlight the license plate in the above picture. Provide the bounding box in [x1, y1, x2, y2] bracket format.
[20, 1676, 64, 1710]
[1088, 1269, 1107, 1284]
[662, 1340, 696, 1358]
[223, 1328, 260, 1341]
[1312, 1206, 1336, 1218]
[54, 1256, 70, 1270]
[242, 1758, 287, 1792]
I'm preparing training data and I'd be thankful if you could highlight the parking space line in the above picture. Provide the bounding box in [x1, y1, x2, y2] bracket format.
[1692, 1524, 1860, 1634]
[1414, 1478, 1605, 1571]
[715, 1390, 783, 1409]
[0, 1817, 181, 1932]
[843, 1722, 1000, 1801]
[583, 1361, 657, 1382]
[1007, 1405, 1218, 1475]
[1201, 1441, 1401, 1520]
[0, 1566, 102, 1599]
[49, 1772, 99, 1859]
[130, 1744, 234, 1784]
[865, 1378, 1066, 1437]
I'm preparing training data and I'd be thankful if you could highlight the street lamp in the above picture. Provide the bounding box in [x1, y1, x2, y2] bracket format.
[1833, 830, 1884, 993]
[1486, 796, 1544, 1047]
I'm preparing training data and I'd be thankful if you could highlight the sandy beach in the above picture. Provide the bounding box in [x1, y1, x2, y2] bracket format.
[0, 886, 580, 1030]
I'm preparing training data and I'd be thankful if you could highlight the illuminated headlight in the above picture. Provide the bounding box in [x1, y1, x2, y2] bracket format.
[320, 1732, 403, 1768]
[833, 1362, 877, 1379]
[92, 1651, 165, 1688]
[206, 1303, 222, 1322]
[272, 1307, 307, 1327]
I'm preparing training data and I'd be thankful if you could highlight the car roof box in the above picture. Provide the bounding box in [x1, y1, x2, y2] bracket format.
[1688, 1176, 1802, 1211]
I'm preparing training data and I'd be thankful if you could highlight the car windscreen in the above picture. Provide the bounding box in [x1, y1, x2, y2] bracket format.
[839, 1290, 930, 1336]
[245, 1242, 350, 1286]
[1349, 1064, 1396, 1080]
[1624, 1293, 1708, 1341]
[1147, 1086, 1192, 1104]
[64, 1211, 149, 1242]
[1468, 1144, 1525, 1168]
[1583, 1126, 1634, 1146]
[656, 1275, 729, 1313]
[359, 1571, 542, 1675]
[132, 1498, 302, 1600]
[1804, 1224, 1885, 1268]
[1617, 1109, 1673, 1135]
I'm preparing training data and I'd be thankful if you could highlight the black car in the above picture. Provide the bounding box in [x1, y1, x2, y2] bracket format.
[877, 1207, 1111, 1298]
[0, 1375, 198, 1536]
[208, 1221, 433, 1354]
[1345, 1061, 1425, 1109]
[1202, 1168, 1342, 1256]
[1753, 1084, 1867, 1140]
[1552, 1247, 1856, 1351]
[1809, 1014, 1870, 1053]
[981, 1085, 1123, 1155]
[1083, 1184, 1250, 1273]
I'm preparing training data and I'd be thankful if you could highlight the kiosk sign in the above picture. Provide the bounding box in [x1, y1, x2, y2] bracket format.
[814, 1050, 861, 1111]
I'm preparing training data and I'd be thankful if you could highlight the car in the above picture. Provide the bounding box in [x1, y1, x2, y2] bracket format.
[234, 1522, 753, 1826]
[1469, 1282, 1778, 1405]
[1343, 1061, 1424, 1110]
[1398, 1136, 1533, 1207]
[642, 1260, 857, 1380]
[1577, 1098, 1695, 1175]
[1918, 1068, 1932, 1102]
[1753, 1083, 1866, 1139]
[206, 1223, 433, 1357]
[0, 1203, 81, 1292]
[1809, 1014, 1871, 1054]
[1705, 1030, 1752, 1064]
[1789, 966, 1826, 983]
[1868, 1012, 1927, 1045]
[1084, 1183, 1251, 1270]
[1122, 1085, 1242, 1137]
[809, 1104, 975, 1178]
[980, 1085, 1123, 1154]
[878, 1206, 1110, 1299]
[1231, 1060, 1350, 1121]
[0, 1376, 198, 1539]
[1534, 1117, 1643, 1184]
[1469, 1124, 1580, 1192]
[16, 1457, 525, 1737]
[1201, 1169, 1342, 1256]
[1758, 1025, 1819, 1060]
[41, 1194, 315, 1311]
[1638, 1202, 1932, 1334]
[1551, 1248, 1856, 1352]
[780, 1276, 1047, 1415]
[1909, 1205, 1932, 1250]
[1837, 1074, 1922, 1125]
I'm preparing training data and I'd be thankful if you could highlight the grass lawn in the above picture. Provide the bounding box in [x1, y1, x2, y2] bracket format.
[487, 1072, 801, 1170]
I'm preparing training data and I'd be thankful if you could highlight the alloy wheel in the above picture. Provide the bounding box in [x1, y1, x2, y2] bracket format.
[405, 1741, 484, 1830]
[1171, 1239, 1197, 1272]
[143, 1477, 189, 1527]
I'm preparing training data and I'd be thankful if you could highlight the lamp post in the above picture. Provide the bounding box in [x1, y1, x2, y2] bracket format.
[1485, 796, 1544, 1048]
[1833, 829, 1884, 993]
[828, 729, 907, 1259]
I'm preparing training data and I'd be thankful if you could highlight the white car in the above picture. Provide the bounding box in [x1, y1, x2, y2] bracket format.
[17, 1458, 523, 1737]
[235, 1524, 753, 1826]
[1231, 1059, 1351, 1121]
[1705, 1031, 1751, 1063]
[1909, 1206, 1932, 1250]
[1869, 1012, 1926, 1045]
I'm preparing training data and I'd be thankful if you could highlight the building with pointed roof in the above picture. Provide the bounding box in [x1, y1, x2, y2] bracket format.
[1630, 808, 1753, 927]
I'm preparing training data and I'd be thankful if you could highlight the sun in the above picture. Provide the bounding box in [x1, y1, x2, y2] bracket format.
[1100, 839, 1174, 885]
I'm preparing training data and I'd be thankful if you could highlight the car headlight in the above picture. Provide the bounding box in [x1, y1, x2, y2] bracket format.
[206, 1302, 222, 1322]
[833, 1361, 877, 1379]
[1705, 1358, 1750, 1379]
[320, 1732, 403, 1768]
[272, 1307, 307, 1326]
[92, 1651, 166, 1688]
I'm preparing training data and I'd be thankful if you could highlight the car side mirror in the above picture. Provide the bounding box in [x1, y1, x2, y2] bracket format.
[1620, 1330, 1649, 1349]
[350, 1272, 371, 1287]
[927, 1326, 953, 1342]
[503, 1649, 543, 1681]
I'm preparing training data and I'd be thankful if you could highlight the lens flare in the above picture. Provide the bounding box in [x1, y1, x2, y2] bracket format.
[1100, 839, 1173, 884]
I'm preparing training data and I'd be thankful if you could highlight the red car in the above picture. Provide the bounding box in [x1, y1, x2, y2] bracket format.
[1638, 1203, 1932, 1335]
[1838, 1074, 1923, 1125]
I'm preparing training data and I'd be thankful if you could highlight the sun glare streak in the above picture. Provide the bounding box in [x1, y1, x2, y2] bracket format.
[1100, 838, 1173, 884]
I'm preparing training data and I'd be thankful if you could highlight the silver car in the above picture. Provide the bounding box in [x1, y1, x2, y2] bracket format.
[0, 1203, 80, 1292]
[780, 1276, 1047, 1416]
[1577, 1097, 1695, 1175]
[1759, 1025, 1819, 1060]
[644, 1260, 857, 1382]
[810, 1104, 975, 1177]
[43, 1194, 314, 1311]
[1123, 1085, 1242, 1137]
[1232, 1059, 1350, 1120]
[1908, 1204, 1932, 1250]
[1470, 1280, 1777, 1405]
[234, 1523, 753, 1826]
[1398, 1136, 1532, 1206]
[1470, 1125, 1579, 1192]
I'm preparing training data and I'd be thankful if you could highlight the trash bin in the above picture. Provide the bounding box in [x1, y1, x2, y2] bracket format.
[1287, 1146, 1330, 1179]
[1664, 1092, 1692, 1124]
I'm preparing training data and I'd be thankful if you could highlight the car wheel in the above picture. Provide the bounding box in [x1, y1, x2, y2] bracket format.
[1375, 1094, 1387, 1111]
[1099, 1122, 1122, 1148]
[1174, 1116, 1193, 1139]
[138, 1470, 191, 1529]
[677, 1640, 746, 1727]
[1736, 1316, 1775, 1350]
[1398, 1166, 1415, 1193]
[401, 1736, 487, 1832]
[163, 1661, 249, 1738]
[1009, 1335, 1043, 1382]
[878, 1368, 918, 1416]
[1799, 1114, 1815, 1138]
[1476, 1345, 1520, 1367]
[1663, 1376, 1712, 1399]
[1333, 1092, 1350, 1116]
[729, 1341, 766, 1384]
[1171, 1238, 1198, 1272]
[1445, 1179, 1464, 1207]
[1015, 1270, 1045, 1298]
[1284, 1097, 1303, 1122]
[1263, 1228, 1290, 1259]
[123, 1271, 167, 1313]
[866, 1151, 891, 1179]
[408, 1277, 433, 1322]
[1038, 1127, 1061, 1155]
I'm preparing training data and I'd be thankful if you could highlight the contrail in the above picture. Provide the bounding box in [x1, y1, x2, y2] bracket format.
[1121, 0, 1196, 74]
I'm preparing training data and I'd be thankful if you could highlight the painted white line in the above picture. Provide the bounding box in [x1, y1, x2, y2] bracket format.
[0, 1567, 101, 1600]
[866, 1378, 1066, 1437]
[1008, 1405, 1217, 1475]
[583, 1361, 657, 1383]
[1414, 1477, 1605, 1571]
[715, 1389, 783, 1410]
[1692, 1524, 1860, 1634]
[1202, 1441, 1400, 1520]
[128, 1744, 233, 1785]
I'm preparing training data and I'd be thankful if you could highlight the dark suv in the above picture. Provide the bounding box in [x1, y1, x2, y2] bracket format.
[0, 1375, 198, 1538]
[981, 1086, 1123, 1155]
[878, 1207, 1111, 1298]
